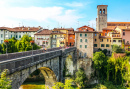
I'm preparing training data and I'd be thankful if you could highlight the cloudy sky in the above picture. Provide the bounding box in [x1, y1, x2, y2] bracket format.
[0, 0, 130, 30]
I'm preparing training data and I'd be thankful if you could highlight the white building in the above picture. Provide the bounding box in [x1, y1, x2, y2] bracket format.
[0, 26, 42, 44]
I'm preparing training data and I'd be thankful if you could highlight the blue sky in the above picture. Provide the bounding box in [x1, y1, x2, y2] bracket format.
[0, 0, 130, 30]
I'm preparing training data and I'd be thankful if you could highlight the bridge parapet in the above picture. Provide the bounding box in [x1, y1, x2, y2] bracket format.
[0, 47, 63, 62]
[0, 50, 62, 74]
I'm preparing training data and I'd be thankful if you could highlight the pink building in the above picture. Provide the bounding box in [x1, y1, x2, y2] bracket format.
[115, 26, 130, 51]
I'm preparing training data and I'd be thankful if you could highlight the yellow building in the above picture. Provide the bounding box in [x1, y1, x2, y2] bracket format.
[99, 36, 111, 50]
[51, 30, 66, 48]
[107, 32, 122, 47]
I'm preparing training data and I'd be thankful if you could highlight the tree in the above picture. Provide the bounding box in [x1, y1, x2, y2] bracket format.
[0, 69, 12, 89]
[102, 49, 108, 56]
[112, 44, 123, 53]
[92, 51, 107, 79]
[75, 68, 88, 88]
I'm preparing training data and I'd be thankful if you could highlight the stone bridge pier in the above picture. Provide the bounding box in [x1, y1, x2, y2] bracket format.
[0, 47, 77, 89]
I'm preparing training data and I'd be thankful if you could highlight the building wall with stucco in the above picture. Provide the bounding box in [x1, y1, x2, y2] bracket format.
[75, 32, 93, 58]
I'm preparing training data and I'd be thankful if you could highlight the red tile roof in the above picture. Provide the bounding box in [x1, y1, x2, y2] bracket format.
[53, 27, 74, 31]
[51, 31, 66, 34]
[35, 29, 52, 35]
[0, 26, 40, 32]
[102, 26, 116, 30]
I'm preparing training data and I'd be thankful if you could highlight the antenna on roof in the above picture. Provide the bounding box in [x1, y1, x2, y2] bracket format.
[19, 23, 21, 27]
[77, 21, 79, 28]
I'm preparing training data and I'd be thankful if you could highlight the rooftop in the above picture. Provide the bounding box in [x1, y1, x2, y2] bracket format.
[35, 29, 52, 35]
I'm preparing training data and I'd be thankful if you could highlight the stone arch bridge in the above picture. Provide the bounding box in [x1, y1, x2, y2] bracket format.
[0, 47, 77, 89]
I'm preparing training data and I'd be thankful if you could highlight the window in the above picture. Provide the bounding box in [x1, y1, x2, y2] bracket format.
[16, 35, 17, 38]
[95, 39, 97, 42]
[70, 37, 72, 39]
[95, 33, 97, 36]
[85, 39, 87, 42]
[80, 45, 82, 48]
[103, 9, 105, 14]
[84, 53, 87, 58]
[19, 35, 21, 38]
[80, 33, 82, 37]
[1, 30, 3, 31]
[80, 39, 82, 42]
[1, 34, 3, 38]
[1, 40, 3, 43]
[123, 39, 125, 43]
[101, 44, 104, 47]
[123, 32, 125, 36]
[94, 44, 97, 47]
[11, 35, 12, 38]
[118, 40, 122, 42]
[113, 40, 116, 42]
[100, 9, 102, 14]
[107, 39, 109, 42]
[106, 44, 109, 47]
[100, 39, 103, 42]
[85, 34, 87, 37]
[105, 33, 107, 36]
[85, 45, 87, 48]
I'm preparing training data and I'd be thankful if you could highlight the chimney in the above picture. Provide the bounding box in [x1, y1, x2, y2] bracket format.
[22, 27, 24, 30]
[28, 27, 30, 30]
[38, 26, 41, 29]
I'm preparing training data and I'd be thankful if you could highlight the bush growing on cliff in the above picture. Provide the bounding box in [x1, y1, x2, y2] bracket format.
[75, 68, 88, 88]
[0, 69, 12, 89]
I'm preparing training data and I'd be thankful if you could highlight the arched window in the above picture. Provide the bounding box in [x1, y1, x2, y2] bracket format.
[103, 9, 105, 14]
[100, 9, 102, 14]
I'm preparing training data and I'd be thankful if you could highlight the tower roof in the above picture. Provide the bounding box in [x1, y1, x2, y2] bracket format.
[97, 5, 108, 8]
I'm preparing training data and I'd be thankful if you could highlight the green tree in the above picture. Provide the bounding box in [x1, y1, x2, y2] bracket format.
[0, 69, 12, 89]
[112, 44, 123, 53]
[92, 51, 108, 79]
[75, 68, 88, 88]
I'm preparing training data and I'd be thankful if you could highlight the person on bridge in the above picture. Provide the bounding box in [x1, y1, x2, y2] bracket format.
[45, 48, 47, 52]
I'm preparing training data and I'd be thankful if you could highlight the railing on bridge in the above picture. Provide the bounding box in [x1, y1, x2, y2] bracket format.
[0, 47, 64, 62]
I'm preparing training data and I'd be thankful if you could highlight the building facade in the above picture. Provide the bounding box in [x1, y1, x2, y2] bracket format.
[0, 26, 41, 44]
[34, 29, 52, 48]
[75, 25, 95, 58]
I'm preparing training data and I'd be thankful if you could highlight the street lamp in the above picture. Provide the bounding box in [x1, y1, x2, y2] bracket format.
[4, 40, 9, 54]
[30, 40, 34, 56]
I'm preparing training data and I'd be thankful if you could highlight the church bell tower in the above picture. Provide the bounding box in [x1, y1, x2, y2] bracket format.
[96, 5, 108, 31]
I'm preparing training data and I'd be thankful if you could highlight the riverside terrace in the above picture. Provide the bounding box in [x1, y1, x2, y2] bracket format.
[0, 47, 77, 89]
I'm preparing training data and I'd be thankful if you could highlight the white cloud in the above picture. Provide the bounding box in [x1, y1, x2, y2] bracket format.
[0, 5, 82, 28]
[65, 2, 83, 7]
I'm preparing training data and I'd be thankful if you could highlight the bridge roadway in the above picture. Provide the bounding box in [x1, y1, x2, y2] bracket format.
[0, 47, 77, 89]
